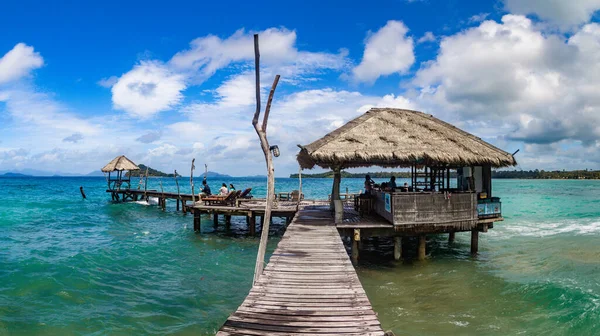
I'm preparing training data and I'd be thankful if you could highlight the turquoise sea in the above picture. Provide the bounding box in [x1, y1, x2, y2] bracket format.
[0, 177, 599, 335]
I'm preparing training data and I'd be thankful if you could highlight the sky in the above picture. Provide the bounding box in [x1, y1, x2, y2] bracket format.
[1, 0, 600, 176]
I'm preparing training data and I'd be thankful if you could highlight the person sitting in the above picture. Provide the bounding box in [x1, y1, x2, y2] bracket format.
[219, 183, 228, 196]
[364, 174, 375, 195]
[199, 180, 211, 198]
[389, 176, 397, 191]
[229, 183, 236, 191]
[401, 182, 409, 192]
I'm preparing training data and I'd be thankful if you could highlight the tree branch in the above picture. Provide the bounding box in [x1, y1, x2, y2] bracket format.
[252, 34, 261, 126]
[262, 75, 280, 132]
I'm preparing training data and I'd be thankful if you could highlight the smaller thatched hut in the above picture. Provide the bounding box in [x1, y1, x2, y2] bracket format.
[102, 155, 139, 191]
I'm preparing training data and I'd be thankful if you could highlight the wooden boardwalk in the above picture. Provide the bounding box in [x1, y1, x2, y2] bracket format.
[217, 206, 384, 336]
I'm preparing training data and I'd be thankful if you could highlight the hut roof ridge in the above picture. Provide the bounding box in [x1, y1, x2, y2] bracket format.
[101, 155, 140, 172]
[297, 107, 517, 169]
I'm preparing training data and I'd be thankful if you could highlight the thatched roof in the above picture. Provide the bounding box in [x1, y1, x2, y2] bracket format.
[101, 155, 140, 172]
[297, 108, 517, 169]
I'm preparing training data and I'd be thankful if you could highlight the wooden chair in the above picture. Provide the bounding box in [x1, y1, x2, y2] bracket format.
[203, 191, 238, 206]
[238, 188, 252, 199]
[290, 190, 304, 202]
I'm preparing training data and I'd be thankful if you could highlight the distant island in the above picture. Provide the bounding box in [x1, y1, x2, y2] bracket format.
[1, 172, 31, 177]
[126, 164, 181, 178]
[125, 165, 235, 179]
[291, 169, 600, 180]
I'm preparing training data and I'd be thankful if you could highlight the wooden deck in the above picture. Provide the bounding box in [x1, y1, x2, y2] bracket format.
[217, 206, 384, 336]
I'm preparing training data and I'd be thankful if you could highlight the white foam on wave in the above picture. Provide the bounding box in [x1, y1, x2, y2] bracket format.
[494, 219, 600, 238]
[133, 197, 159, 206]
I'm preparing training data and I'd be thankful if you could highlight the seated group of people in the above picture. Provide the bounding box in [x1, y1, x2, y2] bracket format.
[364, 175, 410, 194]
[199, 179, 236, 198]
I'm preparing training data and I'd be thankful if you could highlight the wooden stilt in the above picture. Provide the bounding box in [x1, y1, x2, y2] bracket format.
[225, 215, 232, 228]
[394, 236, 401, 261]
[182, 200, 187, 214]
[193, 211, 201, 232]
[449, 231, 456, 244]
[471, 230, 479, 254]
[417, 235, 426, 260]
[213, 213, 219, 228]
[249, 215, 256, 236]
[351, 229, 360, 264]
[351, 239, 359, 265]
[402, 237, 409, 258]
[176, 199, 180, 211]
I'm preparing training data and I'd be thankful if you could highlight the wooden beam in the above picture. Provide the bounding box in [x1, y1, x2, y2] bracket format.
[448, 231, 455, 244]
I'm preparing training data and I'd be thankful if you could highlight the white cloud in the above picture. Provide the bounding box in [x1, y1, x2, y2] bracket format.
[413, 14, 600, 147]
[417, 32, 436, 44]
[468, 13, 490, 24]
[97, 76, 118, 88]
[0, 43, 44, 84]
[352, 20, 415, 83]
[111, 61, 186, 118]
[148, 143, 177, 157]
[504, 0, 600, 28]
[63, 133, 84, 143]
[106, 27, 349, 119]
[136, 131, 162, 143]
[169, 28, 348, 83]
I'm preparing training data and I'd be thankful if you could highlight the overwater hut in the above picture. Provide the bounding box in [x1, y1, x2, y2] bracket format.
[297, 108, 517, 260]
[102, 155, 139, 200]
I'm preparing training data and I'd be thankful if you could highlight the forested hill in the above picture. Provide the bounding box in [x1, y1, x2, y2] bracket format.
[291, 169, 600, 180]
[126, 164, 179, 178]
[290, 171, 411, 178]
[492, 169, 600, 179]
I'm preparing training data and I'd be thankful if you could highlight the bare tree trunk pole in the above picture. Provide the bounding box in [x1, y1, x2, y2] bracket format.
[252, 33, 281, 285]
[297, 167, 302, 211]
[190, 158, 196, 203]
[143, 167, 149, 201]
[174, 169, 180, 199]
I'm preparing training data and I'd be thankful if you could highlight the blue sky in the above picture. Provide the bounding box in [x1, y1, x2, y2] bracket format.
[1, 0, 600, 176]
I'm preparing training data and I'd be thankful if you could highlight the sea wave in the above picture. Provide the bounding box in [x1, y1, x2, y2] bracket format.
[493, 219, 600, 238]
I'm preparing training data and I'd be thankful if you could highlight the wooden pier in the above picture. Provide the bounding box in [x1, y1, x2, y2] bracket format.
[106, 188, 314, 234]
[217, 206, 384, 336]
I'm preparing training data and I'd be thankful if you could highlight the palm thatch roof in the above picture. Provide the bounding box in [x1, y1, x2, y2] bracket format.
[297, 108, 517, 169]
[101, 155, 140, 172]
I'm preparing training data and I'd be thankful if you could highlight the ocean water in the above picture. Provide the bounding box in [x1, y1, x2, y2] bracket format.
[0, 177, 599, 335]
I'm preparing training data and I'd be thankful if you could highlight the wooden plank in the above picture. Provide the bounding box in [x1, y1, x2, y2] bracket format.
[218, 206, 384, 334]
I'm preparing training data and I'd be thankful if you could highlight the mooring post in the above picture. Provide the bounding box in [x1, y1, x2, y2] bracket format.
[193, 210, 201, 232]
[249, 214, 256, 236]
[471, 230, 479, 254]
[417, 235, 426, 260]
[351, 229, 360, 264]
[394, 236, 402, 261]
[448, 231, 456, 244]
